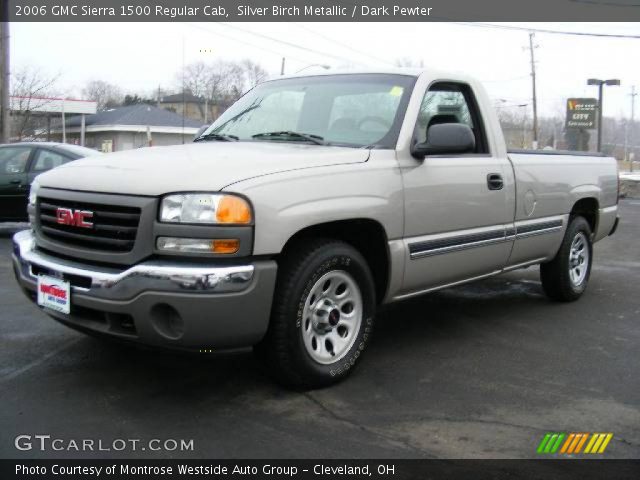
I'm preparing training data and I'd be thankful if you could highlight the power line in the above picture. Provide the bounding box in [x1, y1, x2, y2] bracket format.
[452, 22, 640, 39]
[481, 74, 530, 83]
[185, 23, 310, 65]
[292, 23, 394, 66]
[216, 23, 361, 65]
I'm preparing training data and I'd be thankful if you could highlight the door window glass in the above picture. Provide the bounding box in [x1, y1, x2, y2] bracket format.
[0, 148, 31, 174]
[416, 82, 489, 153]
[32, 149, 71, 172]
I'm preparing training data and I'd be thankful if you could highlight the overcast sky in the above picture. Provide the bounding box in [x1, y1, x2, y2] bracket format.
[10, 22, 640, 118]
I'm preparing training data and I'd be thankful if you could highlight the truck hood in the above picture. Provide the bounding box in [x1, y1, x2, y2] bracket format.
[37, 142, 370, 196]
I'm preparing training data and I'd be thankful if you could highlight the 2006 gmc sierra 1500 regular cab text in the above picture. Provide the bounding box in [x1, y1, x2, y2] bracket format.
[12, 69, 620, 388]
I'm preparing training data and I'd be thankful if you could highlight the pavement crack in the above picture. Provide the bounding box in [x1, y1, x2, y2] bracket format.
[414, 414, 550, 433]
[0, 337, 82, 383]
[302, 392, 438, 458]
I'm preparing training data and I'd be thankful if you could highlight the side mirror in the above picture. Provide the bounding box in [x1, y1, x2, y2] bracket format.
[193, 125, 209, 141]
[411, 123, 476, 158]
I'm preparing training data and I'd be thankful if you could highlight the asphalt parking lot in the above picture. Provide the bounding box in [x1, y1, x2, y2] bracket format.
[0, 201, 638, 460]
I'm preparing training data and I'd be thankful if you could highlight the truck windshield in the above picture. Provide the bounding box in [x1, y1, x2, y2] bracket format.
[201, 74, 417, 148]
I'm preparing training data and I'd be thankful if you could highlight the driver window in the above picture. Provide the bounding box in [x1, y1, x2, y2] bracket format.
[416, 82, 489, 154]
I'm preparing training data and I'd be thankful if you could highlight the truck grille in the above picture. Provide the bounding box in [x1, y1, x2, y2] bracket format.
[38, 197, 141, 252]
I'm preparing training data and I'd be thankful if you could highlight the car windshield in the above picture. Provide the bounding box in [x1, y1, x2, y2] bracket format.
[202, 73, 417, 148]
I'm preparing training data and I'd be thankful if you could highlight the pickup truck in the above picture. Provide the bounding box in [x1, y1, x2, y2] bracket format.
[12, 69, 619, 388]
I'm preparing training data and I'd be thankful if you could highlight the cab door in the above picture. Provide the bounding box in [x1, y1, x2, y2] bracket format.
[0, 146, 34, 220]
[396, 81, 515, 297]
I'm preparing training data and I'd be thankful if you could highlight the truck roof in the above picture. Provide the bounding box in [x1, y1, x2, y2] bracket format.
[271, 67, 478, 86]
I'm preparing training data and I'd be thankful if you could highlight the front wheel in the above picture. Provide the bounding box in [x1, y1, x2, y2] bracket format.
[540, 216, 593, 302]
[256, 239, 376, 389]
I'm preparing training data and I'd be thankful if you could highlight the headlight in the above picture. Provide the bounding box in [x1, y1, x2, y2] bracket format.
[159, 193, 252, 224]
[29, 180, 40, 206]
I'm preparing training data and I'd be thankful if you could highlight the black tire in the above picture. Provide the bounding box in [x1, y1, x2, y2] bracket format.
[256, 239, 376, 389]
[540, 216, 593, 302]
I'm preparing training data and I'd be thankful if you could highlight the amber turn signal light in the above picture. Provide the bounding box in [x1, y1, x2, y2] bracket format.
[212, 239, 240, 254]
[216, 196, 252, 224]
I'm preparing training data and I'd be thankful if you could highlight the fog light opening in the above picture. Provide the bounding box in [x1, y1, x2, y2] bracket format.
[150, 303, 185, 340]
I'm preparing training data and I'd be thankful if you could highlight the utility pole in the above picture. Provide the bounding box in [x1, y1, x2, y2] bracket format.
[280, 57, 286, 76]
[527, 33, 538, 149]
[630, 86, 637, 172]
[181, 36, 185, 144]
[0, 9, 10, 144]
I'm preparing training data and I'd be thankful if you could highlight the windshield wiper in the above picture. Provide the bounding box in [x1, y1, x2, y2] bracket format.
[194, 132, 239, 142]
[252, 131, 326, 145]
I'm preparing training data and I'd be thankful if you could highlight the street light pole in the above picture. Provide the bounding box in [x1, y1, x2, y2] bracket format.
[596, 82, 603, 153]
[588, 78, 621, 153]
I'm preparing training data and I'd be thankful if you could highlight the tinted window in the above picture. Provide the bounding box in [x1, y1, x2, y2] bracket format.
[32, 149, 72, 172]
[0, 147, 31, 174]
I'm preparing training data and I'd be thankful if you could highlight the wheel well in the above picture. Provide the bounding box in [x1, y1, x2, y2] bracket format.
[280, 219, 390, 304]
[570, 197, 599, 233]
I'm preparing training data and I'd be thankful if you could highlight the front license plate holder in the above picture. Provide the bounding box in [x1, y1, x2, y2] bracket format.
[37, 275, 71, 315]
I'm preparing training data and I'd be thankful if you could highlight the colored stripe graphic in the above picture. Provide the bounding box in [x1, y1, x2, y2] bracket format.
[585, 433, 614, 454]
[560, 433, 575, 453]
[574, 433, 589, 453]
[538, 432, 613, 454]
[537, 433, 565, 454]
[537, 433, 553, 453]
[598, 433, 613, 453]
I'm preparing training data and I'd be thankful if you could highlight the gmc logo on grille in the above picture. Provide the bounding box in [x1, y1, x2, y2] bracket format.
[56, 208, 94, 228]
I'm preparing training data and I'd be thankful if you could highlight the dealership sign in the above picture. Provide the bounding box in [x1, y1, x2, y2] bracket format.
[566, 98, 598, 129]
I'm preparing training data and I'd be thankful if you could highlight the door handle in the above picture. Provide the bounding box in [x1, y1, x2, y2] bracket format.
[487, 173, 504, 190]
[9, 180, 22, 185]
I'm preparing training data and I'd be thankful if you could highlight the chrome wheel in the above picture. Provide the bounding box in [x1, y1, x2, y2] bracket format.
[301, 270, 363, 365]
[569, 232, 589, 286]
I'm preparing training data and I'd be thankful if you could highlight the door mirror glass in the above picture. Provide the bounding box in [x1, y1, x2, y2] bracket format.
[411, 123, 476, 158]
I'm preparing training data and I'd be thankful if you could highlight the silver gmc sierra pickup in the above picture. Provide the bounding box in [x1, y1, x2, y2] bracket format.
[12, 69, 620, 388]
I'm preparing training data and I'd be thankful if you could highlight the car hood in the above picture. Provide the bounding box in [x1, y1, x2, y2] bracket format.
[37, 142, 370, 196]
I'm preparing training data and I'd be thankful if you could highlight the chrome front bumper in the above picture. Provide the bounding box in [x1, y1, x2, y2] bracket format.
[12, 230, 255, 299]
[12, 230, 277, 349]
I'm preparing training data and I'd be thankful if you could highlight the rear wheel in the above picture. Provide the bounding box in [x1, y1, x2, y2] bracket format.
[256, 239, 376, 389]
[540, 216, 593, 302]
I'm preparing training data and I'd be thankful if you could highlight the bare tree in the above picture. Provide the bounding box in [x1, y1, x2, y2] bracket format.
[82, 80, 123, 110]
[181, 62, 209, 98]
[178, 59, 268, 104]
[205, 60, 244, 101]
[240, 59, 268, 89]
[10, 66, 60, 140]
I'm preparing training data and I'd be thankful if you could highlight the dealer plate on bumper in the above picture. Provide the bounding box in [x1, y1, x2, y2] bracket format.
[37, 275, 71, 314]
